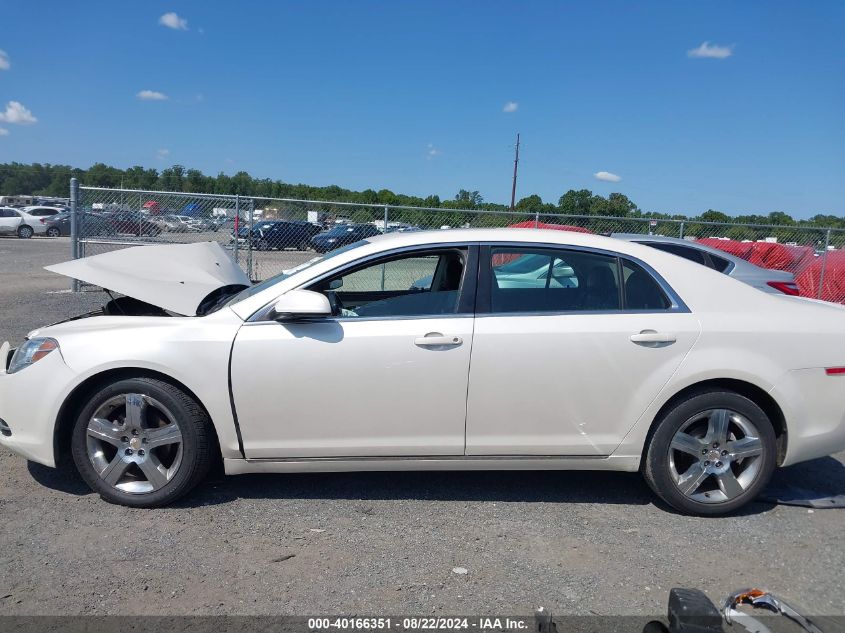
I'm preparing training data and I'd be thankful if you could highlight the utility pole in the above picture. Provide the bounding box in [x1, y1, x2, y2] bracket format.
[510, 133, 520, 210]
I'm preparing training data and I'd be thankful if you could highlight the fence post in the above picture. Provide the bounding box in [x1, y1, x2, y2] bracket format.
[247, 198, 255, 280]
[817, 229, 831, 300]
[233, 194, 240, 265]
[69, 178, 80, 292]
[679, 221, 685, 240]
[534, 210, 540, 228]
[383, 205, 389, 232]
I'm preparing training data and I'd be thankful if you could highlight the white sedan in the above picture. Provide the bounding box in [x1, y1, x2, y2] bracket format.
[1, 229, 844, 515]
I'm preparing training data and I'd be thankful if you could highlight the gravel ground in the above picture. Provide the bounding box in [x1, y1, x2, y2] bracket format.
[0, 236, 843, 617]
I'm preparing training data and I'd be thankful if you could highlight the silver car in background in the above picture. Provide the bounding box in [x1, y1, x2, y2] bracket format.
[611, 233, 799, 295]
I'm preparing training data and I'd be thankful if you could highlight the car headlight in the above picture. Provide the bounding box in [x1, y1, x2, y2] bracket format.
[7, 338, 59, 374]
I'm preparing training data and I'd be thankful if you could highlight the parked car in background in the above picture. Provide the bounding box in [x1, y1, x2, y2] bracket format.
[611, 234, 799, 295]
[44, 212, 115, 238]
[189, 217, 219, 232]
[22, 205, 66, 218]
[0, 206, 48, 238]
[173, 215, 203, 232]
[312, 223, 381, 252]
[149, 215, 181, 232]
[142, 201, 164, 214]
[246, 220, 322, 250]
[106, 212, 162, 237]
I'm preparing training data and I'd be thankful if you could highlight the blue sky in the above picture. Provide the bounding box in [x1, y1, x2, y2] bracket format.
[1, 1, 843, 217]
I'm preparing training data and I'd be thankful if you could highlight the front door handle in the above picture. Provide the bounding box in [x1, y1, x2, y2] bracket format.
[630, 330, 677, 344]
[415, 333, 463, 347]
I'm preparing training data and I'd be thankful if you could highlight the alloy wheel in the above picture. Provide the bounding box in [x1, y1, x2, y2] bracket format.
[86, 393, 183, 494]
[667, 408, 764, 504]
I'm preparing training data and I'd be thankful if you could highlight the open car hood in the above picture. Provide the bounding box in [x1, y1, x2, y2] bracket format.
[45, 242, 251, 316]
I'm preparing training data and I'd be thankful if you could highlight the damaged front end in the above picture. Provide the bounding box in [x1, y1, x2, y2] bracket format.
[44, 242, 251, 320]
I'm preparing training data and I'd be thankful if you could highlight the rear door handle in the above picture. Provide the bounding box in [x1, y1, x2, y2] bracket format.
[415, 333, 463, 347]
[630, 330, 676, 344]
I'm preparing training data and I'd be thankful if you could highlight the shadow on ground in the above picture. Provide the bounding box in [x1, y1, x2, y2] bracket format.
[28, 454, 843, 514]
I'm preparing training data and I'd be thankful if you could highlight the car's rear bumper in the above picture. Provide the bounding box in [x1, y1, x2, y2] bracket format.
[771, 368, 845, 466]
[0, 345, 75, 467]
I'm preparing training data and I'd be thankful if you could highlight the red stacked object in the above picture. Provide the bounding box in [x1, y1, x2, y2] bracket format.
[698, 239, 844, 303]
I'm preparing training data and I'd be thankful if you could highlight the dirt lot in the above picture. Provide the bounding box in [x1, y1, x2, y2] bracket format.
[0, 236, 843, 617]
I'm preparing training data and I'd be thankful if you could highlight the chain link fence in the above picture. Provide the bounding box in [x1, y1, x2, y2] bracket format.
[70, 182, 845, 303]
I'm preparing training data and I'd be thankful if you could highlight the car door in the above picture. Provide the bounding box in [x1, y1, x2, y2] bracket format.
[465, 244, 700, 456]
[0, 209, 19, 234]
[230, 245, 478, 458]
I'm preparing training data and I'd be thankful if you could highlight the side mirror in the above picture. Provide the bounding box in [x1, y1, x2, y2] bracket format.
[271, 290, 332, 321]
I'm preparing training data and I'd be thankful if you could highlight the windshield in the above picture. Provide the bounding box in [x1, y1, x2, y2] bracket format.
[224, 240, 371, 306]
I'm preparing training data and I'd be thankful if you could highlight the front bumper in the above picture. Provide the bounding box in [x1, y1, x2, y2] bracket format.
[0, 343, 76, 467]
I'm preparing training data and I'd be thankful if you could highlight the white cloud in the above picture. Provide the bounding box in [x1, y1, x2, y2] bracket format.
[0, 127, 9, 136]
[503, 101, 519, 113]
[687, 41, 733, 59]
[0, 50, 10, 70]
[594, 171, 621, 183]
[137, 90, 169, 101]
[159, 12, 188, 30]
[156, 148, 170, 159]
[425, 143, 441, 159]
[0, 101, 37, 125]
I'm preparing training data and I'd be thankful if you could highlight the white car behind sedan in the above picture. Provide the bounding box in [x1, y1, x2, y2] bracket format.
[1, 229, 844, 515]
[0, 206, 49, 238]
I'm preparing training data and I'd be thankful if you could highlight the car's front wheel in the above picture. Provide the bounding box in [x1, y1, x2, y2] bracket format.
[46, 227, 61, 238]
[71, 377, 213, 507]
[642, 390, 776, 516]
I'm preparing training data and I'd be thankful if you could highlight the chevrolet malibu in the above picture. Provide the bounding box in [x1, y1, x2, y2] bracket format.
[1, 229, 844, 515]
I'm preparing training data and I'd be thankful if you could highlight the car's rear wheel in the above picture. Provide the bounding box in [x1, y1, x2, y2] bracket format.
[71, 377, 213, 507]
[46, 227, 61, 238]
[17, 225, 34, 239]
[642, 390, 776, 515]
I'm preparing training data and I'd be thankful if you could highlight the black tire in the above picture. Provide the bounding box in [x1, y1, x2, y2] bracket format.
[70, 377, 214, 508]
[46, 227, 61, 238]
[17, 225, 34, 239]
[642, 390, 776, 516]
[257, 239, 269, 251]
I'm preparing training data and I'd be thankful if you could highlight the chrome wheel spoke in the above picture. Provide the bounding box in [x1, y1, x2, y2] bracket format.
[145, 424, 182, 449]
[717, 470, 744, 499]
[87, 392, 183, 495]
[87, 417, 123, 447]
[124, 393, 147, 427]
[726, 436, 762, 460]
[677, 463, 709, 496]
[100, 455, 129, 486]
[138, 454, 169, 490]
[670, 432, 705, 456]
[706, 409, 731, 445]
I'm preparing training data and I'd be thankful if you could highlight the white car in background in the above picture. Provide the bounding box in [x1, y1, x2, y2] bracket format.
[0, 206, 49, 238]
[21, 205, 66, 218]
[1, 229, 844, 515]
